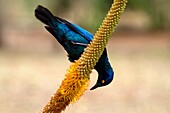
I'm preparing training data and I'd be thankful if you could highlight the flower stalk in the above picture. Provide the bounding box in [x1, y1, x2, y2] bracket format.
[41, 0, 127, 113]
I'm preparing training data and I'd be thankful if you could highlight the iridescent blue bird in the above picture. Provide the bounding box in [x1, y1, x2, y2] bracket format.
[34, 5, 114, 90]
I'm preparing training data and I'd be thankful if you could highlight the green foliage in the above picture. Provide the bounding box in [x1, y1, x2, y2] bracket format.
[49, 0, 72, 15]
[128, 0, 169, 30]
[24, 0, 170, 30]
[90, 0, 113, 32]
[47, 0, 113, 33]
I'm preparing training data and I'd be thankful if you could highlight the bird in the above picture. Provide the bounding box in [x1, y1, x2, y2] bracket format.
[34, 5, 114, 90]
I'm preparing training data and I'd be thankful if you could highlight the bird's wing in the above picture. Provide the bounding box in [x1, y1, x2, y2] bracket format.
[55, 16, 93, 43]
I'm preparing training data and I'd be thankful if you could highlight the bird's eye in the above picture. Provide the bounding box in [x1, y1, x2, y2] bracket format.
[101, 80, 105, 84]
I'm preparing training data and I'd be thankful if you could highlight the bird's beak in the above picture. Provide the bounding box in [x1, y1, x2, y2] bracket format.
[90, 84, 99, 90]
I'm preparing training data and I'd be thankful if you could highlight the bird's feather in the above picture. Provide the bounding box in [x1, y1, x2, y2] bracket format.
[55, 16, 93, 42]
[35, 5, 114, 90]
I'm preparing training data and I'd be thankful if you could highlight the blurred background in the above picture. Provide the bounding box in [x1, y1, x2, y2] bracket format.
[0, 0, 170, 113]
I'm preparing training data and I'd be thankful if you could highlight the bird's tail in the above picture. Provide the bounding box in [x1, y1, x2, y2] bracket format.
[34, 5, 55, 26]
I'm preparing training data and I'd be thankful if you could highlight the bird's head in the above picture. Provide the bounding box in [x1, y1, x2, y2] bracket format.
[90, 68, 114, 90]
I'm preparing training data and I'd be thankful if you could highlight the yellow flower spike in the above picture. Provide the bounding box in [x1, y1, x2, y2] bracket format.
[41, 0, 127, 113]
